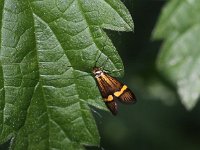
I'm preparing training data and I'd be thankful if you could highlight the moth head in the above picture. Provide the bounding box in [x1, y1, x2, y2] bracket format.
[92, 67, 103, 77]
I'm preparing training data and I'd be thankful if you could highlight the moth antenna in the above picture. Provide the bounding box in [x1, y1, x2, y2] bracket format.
[103, 69, 123, 75]
[94, 52, 103, 67]
[100, 57, 109, 70]
[94, 52, 110, 70]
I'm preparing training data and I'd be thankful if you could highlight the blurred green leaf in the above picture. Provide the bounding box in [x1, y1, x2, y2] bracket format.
[153, 0, 200, 110]
[0, 0, 133, 149]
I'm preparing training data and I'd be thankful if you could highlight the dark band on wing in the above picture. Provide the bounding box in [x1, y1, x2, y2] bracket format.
[119, 88, 136, 103]
[105, 100, 118, 115]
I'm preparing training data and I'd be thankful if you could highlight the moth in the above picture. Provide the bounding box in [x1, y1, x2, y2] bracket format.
[92, 67, 136, 115]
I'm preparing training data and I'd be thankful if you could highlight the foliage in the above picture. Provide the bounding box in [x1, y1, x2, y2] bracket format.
[0, 0, 133, 149]
[153, 0, 200, 110]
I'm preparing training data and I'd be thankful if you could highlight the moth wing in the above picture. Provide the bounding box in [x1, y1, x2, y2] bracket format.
[95, 72, 136, 115]
[104, 74, 137, 104]
[118, 88, 137, 104]
[95, 73, 123, 98]
[105, 100, 118, 115]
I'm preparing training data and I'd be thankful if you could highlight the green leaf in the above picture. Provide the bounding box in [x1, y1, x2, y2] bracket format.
[0, 0, 133, 149]
[153, 0, 200, 110]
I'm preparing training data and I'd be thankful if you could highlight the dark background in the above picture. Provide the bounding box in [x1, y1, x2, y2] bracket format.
[1, 0, 200, 150]
[91, 0, 200, 150]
